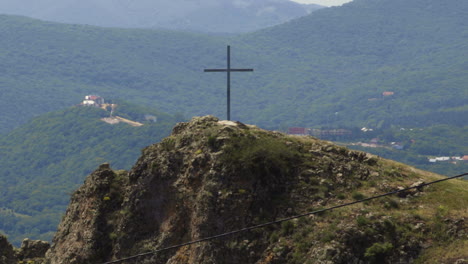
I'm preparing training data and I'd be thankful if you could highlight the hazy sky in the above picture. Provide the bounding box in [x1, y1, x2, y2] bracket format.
[290, 0, 353, 6]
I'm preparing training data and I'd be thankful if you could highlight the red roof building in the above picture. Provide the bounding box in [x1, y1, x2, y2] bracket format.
[82, 95, 105, 106]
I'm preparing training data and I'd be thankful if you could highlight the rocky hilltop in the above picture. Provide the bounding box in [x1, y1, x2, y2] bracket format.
[44, 116, 467, 263]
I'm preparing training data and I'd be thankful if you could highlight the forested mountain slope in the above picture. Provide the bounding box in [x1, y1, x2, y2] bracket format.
[0, 0, 323, 33]
[0, 0, 466, 135]
[0, 104, 178, 245]
[236, 0, 468, 128]
[0, 15, 224, 134]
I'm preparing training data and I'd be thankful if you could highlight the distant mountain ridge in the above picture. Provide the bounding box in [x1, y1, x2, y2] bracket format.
[0, 0, 324, 33]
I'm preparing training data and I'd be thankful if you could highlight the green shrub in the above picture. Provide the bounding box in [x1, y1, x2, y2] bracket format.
[431, 206, 451, 242]
[364, 242, 394, 261]
[356, 215, 370, 227]
[221, 135, 299, 179]
[207, 135, 217, 149]
[320, 230, 336, 243]
[109, 232, 118, 240]
[383, 198, 399, 209]
[320, 222, 338, 243]
[160, 137, 176, 151]
[352, 191, 366, 200]
[269, 231, 279, 243]
[281, 221, 295, 236]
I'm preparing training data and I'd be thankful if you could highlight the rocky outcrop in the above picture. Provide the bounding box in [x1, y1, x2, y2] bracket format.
[45, 116, 468, 264]
[17, 238, 50, 262]
[46, 163, 125, 264]
[0, 234, 17, 264]
[0, 235, 49, 264]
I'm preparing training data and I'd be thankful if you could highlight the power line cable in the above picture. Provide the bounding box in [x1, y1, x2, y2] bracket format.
[103, 172, 468, 264]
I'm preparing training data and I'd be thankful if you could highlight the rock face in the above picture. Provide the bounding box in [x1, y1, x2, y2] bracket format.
[0, 235, 17, 264]
[17, 238, 50, 262]
[46, 163, 124, 264]
[45, 116, 468, 264]
[0, 235, 49, 264]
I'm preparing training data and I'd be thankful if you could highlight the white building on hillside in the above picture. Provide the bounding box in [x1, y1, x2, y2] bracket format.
[82, 95, 105, 107]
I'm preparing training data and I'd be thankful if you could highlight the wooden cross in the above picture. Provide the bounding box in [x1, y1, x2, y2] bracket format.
[204, 45, 253, 121]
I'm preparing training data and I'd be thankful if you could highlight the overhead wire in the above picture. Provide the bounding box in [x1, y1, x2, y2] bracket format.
[103, 172, 468, 264]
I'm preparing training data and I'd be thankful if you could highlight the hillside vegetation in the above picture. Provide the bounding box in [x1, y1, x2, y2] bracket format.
[0, 103, 178, 245]
[45, 116, 468, 264]
[237, 0, 468, 129]
[0, 15, 224, 135]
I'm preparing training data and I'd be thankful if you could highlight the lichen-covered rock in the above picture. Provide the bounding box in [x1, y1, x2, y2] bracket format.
[45, 116, 468, 264]
[0, 234, 17, 264]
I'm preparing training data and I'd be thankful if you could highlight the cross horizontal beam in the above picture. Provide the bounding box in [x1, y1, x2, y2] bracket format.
[204, 69, 254, 72]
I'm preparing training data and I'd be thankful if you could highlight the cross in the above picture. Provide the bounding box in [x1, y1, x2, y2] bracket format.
[204, 45, 253, 121]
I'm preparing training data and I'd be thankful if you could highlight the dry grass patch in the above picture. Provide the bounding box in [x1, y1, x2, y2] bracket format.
[414, 239, 468, 264]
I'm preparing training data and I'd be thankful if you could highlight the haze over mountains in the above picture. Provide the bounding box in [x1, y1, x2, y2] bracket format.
[0, 0, 324, 33]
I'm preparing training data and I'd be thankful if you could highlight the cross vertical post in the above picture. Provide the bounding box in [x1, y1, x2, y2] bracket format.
[227, 45, 231, 121]
[204, 45, 253, 121]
